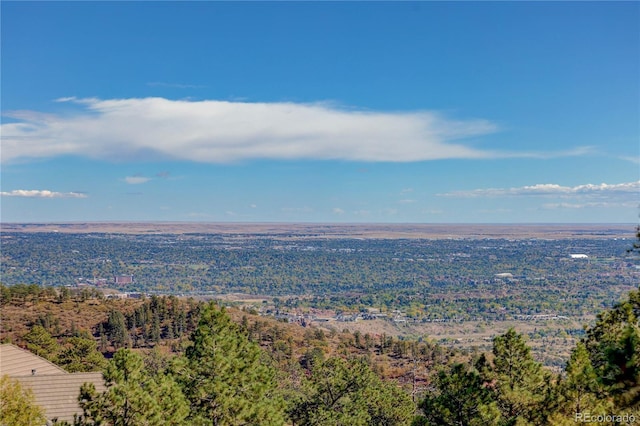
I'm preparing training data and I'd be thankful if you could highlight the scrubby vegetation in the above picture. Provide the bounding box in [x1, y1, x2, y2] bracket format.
[2, 284, 639, 425]
[1, 226, 638, 424]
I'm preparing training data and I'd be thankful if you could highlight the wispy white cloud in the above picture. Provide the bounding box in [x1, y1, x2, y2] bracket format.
[124, 176, 151, 184]
[0, 189, 87, 198]
[542, 201, 637, 210]
[398, 199, 416, 204]
[619, 155, 640, 164]
[1, 97, 515, 164]
[518, 146, 598, 159]
[440, 181, 640, 198]
[332, 207, 345, 215]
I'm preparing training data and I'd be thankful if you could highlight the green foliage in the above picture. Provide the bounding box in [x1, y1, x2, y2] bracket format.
[584, 285, 640, 410]
[0, 283, 58, 306]
[289, 357, 414, 426]
[105, 310, 129, 349]
[418, 284, 640, 425]
[23, 324, 60, 359]
[98, 296, 198, 350]
[483, 328, 552, 425]
[174, 302, 285, 425]
[56, 337, 107, 373]
[419, 363, 499, 426]
[627, 226, 640, 255]
[77, 349, 188, 426]
[0, 375, 47, 426]
[549, 342, 612, 423]
[417, 329, 551, 426]
[2, 232, 635, 324]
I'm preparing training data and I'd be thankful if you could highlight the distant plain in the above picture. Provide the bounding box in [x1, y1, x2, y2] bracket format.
[2, 222, 635, 240]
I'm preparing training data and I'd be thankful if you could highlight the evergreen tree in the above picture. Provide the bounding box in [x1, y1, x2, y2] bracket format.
[150, 313, 161, 344]
[98, 324, 108, 352]
[77, 349, 188, 426]
[547, 342, 612, 424]
[562, 342, 608, 412]
[23, 324, 60, 360]
[289, 357, 414, 426]
[174, 302, 285, 425]
[482, 328, 551, 425]
[105, 310, 130, 349]
[418, 363, 500, 426]
[56, 337, 107, 373]
[584, 285, 640, 410]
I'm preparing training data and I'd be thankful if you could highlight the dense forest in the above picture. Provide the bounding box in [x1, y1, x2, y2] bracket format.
[1, 282, 639, 425]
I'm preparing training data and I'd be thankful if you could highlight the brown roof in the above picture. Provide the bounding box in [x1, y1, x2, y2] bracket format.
[15, 373, 106, 423]
[1, 344, 106, 423]
[0, 344, 66, 376]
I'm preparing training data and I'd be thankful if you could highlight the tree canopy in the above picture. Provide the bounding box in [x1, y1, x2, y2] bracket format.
[174, 302, 286, 425]
[0, 375, 47, 426]
[288, 356, 414, 426]
[77, 349, 188, 426]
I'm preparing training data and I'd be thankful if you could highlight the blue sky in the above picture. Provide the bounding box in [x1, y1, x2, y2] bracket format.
[1, 1, 638, 223]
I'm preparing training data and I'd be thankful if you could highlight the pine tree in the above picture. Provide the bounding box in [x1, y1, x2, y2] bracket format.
[418, 363, 500, 426]
[98, 324, 108, 352]
[77, 349, 188, 426]
[289, 357, 414, 426]
[105, 310, 129, 349]
[584, 285, 640, 410]
[23, 324, 60, 360]
[562, 342, 608, 412]
[150, 313, 161, 344]
[482, 328, 551, 425]
[547, 342, 612, 424]
[56, 337, 107, 373]
[174, 302, 285, 425]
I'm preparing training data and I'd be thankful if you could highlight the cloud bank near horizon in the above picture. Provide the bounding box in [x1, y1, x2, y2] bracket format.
[440, 181, 639, 201]
[0, 190, 88, 198]
[0, 96, 560, 164]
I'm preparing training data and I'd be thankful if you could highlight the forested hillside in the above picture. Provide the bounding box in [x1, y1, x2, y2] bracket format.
[1, 284, 638, 425]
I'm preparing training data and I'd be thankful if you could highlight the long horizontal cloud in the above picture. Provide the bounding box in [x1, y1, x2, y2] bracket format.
[2, 97, 507, 164]
[542, 201, 638, 210]
[440, 181, 640, 198]
[124, 176, 151, 184]
[0, 189, 87, 198]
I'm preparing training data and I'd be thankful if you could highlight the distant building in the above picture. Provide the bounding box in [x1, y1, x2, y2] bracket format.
[495, 273, 514, 279]
[570, 254, 589, 259]
[106, 292, 144, 300]
[114, 275, 134, 285]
